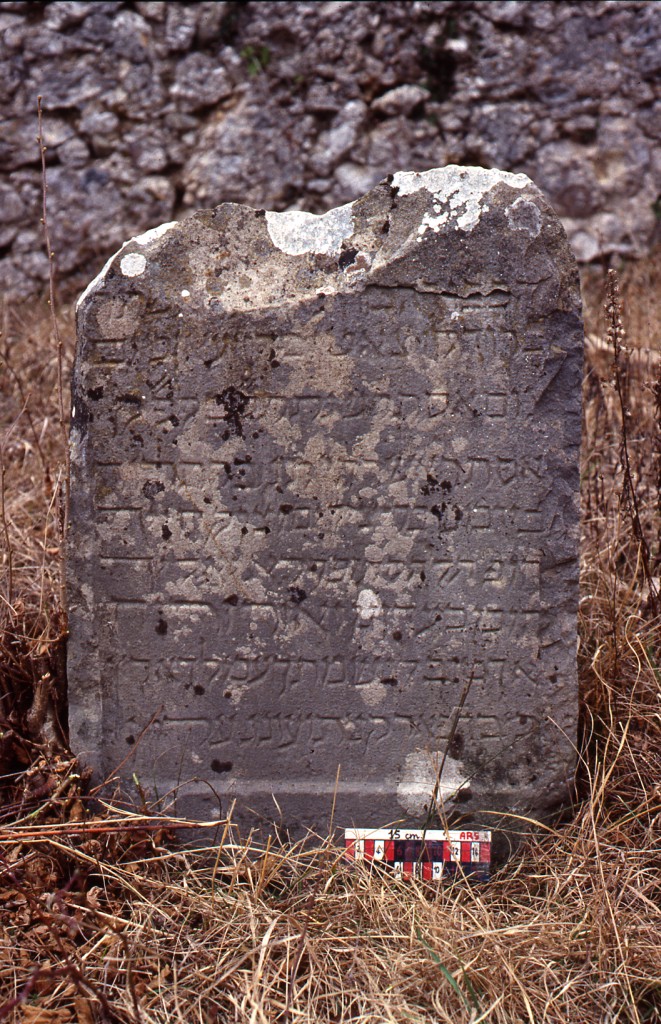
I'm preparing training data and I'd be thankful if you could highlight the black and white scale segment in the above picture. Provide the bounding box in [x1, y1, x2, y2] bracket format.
[68, 166, 583, 836]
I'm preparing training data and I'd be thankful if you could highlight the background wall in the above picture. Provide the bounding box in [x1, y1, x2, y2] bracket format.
[1, 0, 659, 300]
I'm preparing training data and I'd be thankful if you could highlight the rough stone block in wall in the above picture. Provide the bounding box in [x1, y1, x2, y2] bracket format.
[69, 166, 583, 838]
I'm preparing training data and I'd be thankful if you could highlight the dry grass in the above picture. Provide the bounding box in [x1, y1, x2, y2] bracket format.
[0, 253, 659, 1023]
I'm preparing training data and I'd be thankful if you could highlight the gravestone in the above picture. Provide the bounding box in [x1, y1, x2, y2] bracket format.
[69, 166, 583, 836]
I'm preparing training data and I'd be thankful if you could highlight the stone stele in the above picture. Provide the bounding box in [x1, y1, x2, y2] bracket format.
[69, 166, 583, 837]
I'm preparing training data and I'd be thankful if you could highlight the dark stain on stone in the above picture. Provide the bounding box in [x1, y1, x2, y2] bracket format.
[449, 733, 464, 757]
[380, 677, 398, 687]
[71, 395, 91, 429]
[162, 523, 172, 540]
[155, 614, 168, 635]
[421, 472, 439, 495]
[125, 735, 135, 745]
[87, 386, 104, 400]
[143, 480, 165, 499]
[224, 690, 232, 699]
[268, 347, 280, 368]
[431, 503, 446, 524]
[441, 480, 452, 493]
[392, 629, 402, 641]
[194, 684, 205, 695]
[211, 759, 233, 774]
[118, 392, 143, 405]
[289, 586, 307, 603]
[339, 247, 358, 270]
[215, 385, 249, 437]
[225, 594, 239, 606]
[280, 503, 293, 514]
[241, 525, 248, 535]
[169, 414, 180, 426]
[454, 506, 463, 521]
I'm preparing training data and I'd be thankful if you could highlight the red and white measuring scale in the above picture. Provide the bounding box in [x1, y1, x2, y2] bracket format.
[345, 828, 491, 881]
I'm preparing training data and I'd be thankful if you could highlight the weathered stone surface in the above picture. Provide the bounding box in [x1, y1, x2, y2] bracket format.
[69, 166, 582, 836]
[1, 1, 659, 301]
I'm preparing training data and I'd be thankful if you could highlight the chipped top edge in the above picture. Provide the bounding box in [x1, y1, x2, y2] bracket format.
[133, 221, 179, 247]
[266, 203, 354, 256]
[391, 165, 531, 198]
[76, 221, 178, 311]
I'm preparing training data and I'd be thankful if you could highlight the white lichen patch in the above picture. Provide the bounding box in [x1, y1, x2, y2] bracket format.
[364, 512, 415, 564]
[357, 681, 387, 707]
[506, 196, 543, 237]
[392, 165, 531, 236]
[120, 252, 147, 277]
[266, 202, 354, 256]
[76, 220, 178, 310]
[397, 750, 470, 816]
[357, 588, 382, 621]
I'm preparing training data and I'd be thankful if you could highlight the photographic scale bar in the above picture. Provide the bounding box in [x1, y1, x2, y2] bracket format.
[345, 829, 491, 881]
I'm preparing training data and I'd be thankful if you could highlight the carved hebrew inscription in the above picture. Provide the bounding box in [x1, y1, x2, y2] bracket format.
[69, 167, 583, 833]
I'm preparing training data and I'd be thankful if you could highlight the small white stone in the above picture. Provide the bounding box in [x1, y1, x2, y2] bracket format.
[181, 289, 191, 298]
[120, 253, 147, 277]
[357, 588, 382, 621]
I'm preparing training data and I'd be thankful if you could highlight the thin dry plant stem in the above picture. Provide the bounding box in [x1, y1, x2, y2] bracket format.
[0, 442, 13, 613]
[0, 356, 49, 482]
[607, 269, 659, 618]
[37, 95, 69, 621]
[0, 398, 30, 612]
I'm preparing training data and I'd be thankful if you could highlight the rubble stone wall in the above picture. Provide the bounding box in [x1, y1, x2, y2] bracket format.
[1, 0, 659, 300]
